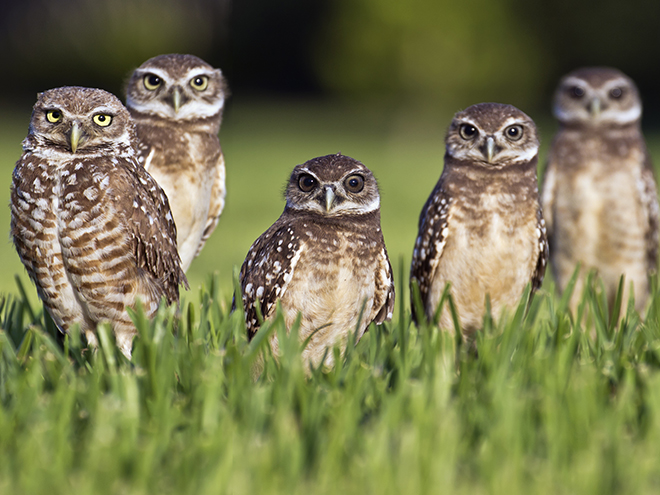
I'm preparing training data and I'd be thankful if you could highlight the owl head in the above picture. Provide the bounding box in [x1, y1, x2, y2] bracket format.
[284, 153, 381, 217]
[26, 86, 136, 156]
[445, 102, 539, 167]
[553, 67, 642, 127]
[125, 54, 227, 122]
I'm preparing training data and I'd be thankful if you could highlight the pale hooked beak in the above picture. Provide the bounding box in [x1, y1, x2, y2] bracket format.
[173, 87, 181, 113]
[324, 186, 335, 212]
[486, 136, 496, 163]
[589, 97, 601, 117]
[69, 121, 82, 154]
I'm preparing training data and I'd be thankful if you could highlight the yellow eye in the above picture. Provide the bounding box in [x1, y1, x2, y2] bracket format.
[143, 74, 162, 91]
[93, 114, 112, 127]
[46, 110, 62, 123]
[190, 75, 209, 91]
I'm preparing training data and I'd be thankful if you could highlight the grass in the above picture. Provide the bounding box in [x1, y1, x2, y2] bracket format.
[2, 99, 660, 493]
[3, 269, 660, 494]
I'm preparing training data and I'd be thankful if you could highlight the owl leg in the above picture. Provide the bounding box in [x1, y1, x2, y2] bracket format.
[114, 328, 136, 360]
[84, 329, 99, 350]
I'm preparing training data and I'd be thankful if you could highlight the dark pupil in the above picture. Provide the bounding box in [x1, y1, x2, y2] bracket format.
[194, 78, 203, 86]
[51, 111, 60, 119]
[508, 127, 518, 137]
[611, 88, 622, 98]
[349, 178, 359, 188]
[572, 86, 585, 98]
[148, 75, 160, 86]
[463, 125, 476, 136]
[97, 115, 106, 122]
[303, 177, 315, 189]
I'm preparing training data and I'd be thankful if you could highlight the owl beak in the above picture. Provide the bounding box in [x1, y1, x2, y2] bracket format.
[486, 136, 496, 163]
[172, 87, 182, 113]
[69, 121, 82, 154]
[589, 97, 601, 117]
[324, 186, 336, 212]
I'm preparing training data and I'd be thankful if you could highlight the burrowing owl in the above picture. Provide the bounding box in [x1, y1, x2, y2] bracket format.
[237, 153, 395, 370]
[125, 54, 227, 272]
[11, 86, 187, 358]
[542, 67, 659, 313]
[410, 103, 547, 341]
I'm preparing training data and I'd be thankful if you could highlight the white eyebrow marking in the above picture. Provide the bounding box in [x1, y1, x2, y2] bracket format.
[562, 76, 588, 89]
[501, 116, 524, 128]
[186, 67, 221, 79]
[457, 118, 480, 130]
[133, 67, 170, 81]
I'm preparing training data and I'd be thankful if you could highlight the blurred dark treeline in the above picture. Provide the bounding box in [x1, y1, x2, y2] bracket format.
[1, 0, 659, 123]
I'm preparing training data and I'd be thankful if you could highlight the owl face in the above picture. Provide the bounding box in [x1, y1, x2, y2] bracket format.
[125, 54, 226, 121]
[553, 67, 641, 126]
[284, 154, 380, 217]
[27, 86, 134, 157]
[445, 103, 539, 166]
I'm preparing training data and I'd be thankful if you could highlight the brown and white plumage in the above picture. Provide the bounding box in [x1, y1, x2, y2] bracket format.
[542, 67, 659, 313]
[410, 103, 547, 340]
[11, 86, 187, 358]
[237, 153, 395, 370]
[125, 54, 227, 272]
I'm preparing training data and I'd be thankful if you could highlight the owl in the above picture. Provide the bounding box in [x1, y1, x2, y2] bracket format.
[410, 103, 547, 341]
[237, 153, 395, 370]
[125, 54, 228, 272]
[542, 67, 659, 313]
[11, 86, 187, 358]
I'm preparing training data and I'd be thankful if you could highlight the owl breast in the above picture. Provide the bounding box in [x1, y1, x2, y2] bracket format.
[11, 157, 88, 332]
[273, 228, 382, 367]
[430, 189, 539, 333]
[552, 148, 649, 295]
[139, 125, 222, 269]
[58, 162, 146, 298]
[12, 154, 162, 349]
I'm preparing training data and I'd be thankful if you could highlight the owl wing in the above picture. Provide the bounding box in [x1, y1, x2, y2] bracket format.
[238, 219, 304, 339]
[136, 139, 155, 171]
[370, 247, 395, 325]
[531, 206, 549, 292]
[540, 157, 557, 250]
[194, 150, 226, 258]
[10, 153, 60, 307]
[641, 152, 660, 275]
[118, 160, 188, 304]
[409, 181, 451, 323]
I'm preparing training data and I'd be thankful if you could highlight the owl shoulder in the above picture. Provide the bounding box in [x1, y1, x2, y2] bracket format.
[410, 177, 452, 321]
[240, 216, 307, 337]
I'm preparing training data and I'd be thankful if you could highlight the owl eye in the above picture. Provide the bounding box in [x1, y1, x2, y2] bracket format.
[570, 86, 585, 98]
[505, 125, 524, 141]
[93, 114, 113, 127]
[344, 174, 365, 193]
[190, 76, 209, 91]
[143, 74, 162, 91]
[610, 87, 624, 99]
[459, 124, 478, 140]
[298, 174, 317, 192]
[46, 110, 62, 123]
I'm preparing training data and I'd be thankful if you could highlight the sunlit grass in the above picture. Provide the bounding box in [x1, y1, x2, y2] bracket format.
[2, 269, 660, 494]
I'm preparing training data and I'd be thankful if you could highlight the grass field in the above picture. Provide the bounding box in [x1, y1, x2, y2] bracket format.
[2, 99, 660, 494]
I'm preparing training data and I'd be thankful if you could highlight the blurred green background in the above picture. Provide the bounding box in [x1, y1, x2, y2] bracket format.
[1, 0, 659, 307]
